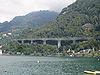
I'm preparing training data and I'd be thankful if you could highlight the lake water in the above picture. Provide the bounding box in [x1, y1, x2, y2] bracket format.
[0, 56, 100, 75]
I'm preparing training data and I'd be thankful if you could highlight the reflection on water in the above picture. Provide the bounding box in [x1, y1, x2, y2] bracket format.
[0, 56, 100, 75]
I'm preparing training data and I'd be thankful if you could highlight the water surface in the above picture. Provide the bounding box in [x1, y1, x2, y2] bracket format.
[0, 56, 100, 75]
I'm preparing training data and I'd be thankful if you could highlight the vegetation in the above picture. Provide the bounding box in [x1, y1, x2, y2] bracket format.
[20, 0, 100, 38]
[1, 39, 100, 56]
[2, 42, 58, 55]
[0, 10, 58, 45]
[0, 10, 58, 33]
[1, 0, 100, 56]
[74, 40, 100, 51]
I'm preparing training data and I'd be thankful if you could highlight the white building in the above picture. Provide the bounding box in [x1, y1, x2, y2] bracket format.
[0, 50, 2, 54]
[0, 45, 2, 48]
[8, 33, 12, 35]
[2, 34, 8, 37]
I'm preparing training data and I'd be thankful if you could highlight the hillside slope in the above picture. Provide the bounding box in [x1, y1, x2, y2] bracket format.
[0, 10, 58, 33]
[1, 0, 100, 55]
[20, 0, 100, 38]
[0, 11, 58, 45]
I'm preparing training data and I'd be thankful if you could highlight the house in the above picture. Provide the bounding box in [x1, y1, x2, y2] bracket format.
[0, 50, 2, 54]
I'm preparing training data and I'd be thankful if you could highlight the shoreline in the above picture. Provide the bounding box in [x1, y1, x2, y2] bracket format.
[1, 54, 100, 57]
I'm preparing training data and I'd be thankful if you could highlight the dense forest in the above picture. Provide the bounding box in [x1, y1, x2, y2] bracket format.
[1, 0, 100, 56]
[20, 0, 100, 38]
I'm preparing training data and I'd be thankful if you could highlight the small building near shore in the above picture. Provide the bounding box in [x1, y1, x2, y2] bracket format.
[0, 50, 2, 54]
[16, 52, 21, 55]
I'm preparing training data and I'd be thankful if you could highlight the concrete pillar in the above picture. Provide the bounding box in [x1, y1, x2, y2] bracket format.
[43, 40, 46, 45]
[31, 40, 33, 43]
[58, 40, 61, 48]
[72, 40, 76, 44]
[22, 40, 24, 44]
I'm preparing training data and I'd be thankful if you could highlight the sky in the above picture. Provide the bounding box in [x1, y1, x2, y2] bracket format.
[0, 0, 76, 23]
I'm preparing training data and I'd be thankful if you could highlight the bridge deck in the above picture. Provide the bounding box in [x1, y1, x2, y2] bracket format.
[16, 37, 100, 41]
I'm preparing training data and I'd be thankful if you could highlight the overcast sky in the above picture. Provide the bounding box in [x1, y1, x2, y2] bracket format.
[0, 0, 76, 23]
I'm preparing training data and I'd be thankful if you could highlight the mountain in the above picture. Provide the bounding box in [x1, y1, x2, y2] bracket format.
[1, 0, 100, 55]
[0, 10, 58, 33]
[20, 0, 100, 38]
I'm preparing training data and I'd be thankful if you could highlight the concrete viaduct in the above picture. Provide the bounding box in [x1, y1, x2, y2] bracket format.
[16, 37, 100, 48]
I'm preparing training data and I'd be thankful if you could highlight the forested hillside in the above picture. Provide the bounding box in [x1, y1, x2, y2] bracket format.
[1, 0, 100, 56]
[0, 11, 58, 45]
[0, 10, 58, 33]
[20, 0, 100, 38]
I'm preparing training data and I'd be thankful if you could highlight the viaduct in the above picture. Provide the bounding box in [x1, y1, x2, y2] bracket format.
[16, 37, 100, 48]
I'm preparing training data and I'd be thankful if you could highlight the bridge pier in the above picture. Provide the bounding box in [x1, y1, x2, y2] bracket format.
[31, 40, 33, 43]
[22, 40, 24, 44]
[58, 40, 61, 48]
[72, 40, 76, 44]
[43, 40, 47, 45]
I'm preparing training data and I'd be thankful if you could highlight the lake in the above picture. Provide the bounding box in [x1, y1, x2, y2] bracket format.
[0, 56, 100, 75]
